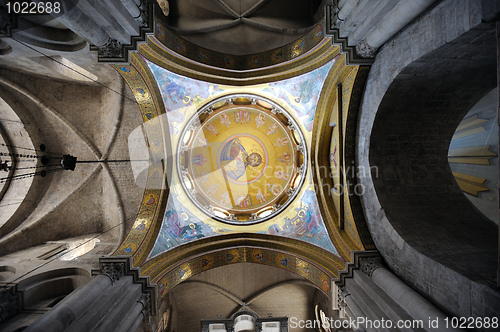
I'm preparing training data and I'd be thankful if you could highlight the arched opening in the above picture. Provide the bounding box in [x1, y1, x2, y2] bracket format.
[369, 22, 497, 284]
[356, 2, 500, 319]
[161, 262, 334, 332]
[0, 95, 37, 231]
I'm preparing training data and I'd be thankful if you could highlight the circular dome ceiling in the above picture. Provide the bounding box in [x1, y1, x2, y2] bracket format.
[178, 94, 306, 224]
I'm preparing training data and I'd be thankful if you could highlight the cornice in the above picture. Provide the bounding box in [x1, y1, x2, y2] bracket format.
[92, 256, 157, 315]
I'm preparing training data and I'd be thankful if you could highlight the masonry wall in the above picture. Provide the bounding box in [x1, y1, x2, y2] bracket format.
[357, 0, 500, 322]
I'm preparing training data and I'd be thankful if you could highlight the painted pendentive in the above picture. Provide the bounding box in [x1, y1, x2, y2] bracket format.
[147, 60, 340, 257]
[111, 34, 369, 297]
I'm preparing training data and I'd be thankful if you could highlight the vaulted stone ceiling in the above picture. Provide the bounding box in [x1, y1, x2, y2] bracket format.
[0, 63, 144, 256]
[161, 0, 323, 55]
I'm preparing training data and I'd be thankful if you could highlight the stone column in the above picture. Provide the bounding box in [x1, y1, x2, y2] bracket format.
[24, 257, 156, 332]
[24, 274, 113, 332]
[53, 3, 110, 47]
[0, 286, 20, 324]
[356, 0, 437, 58]
[338, 254, 460, 332]
[371, 268, 459, 332]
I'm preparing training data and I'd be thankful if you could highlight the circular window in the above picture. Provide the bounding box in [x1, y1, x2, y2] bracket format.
[177, 94, 307, 224]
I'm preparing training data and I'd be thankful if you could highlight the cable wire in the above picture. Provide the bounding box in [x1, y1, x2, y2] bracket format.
[0, 32, 137, 104]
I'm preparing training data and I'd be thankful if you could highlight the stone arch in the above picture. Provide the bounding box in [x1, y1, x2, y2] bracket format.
[17, 268, 91, 309]
[0, 93, 38, 238]
[357, 0, 498, 318]
[141, 233, 344, 299]
[164, 263, 328, 331]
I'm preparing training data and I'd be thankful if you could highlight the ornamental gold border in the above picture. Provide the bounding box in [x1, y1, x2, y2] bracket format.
[154, 18, 325, 70]
[312, 54, 375, 264]
[137, 35, 339, 86]
[110, 60, 172, 266]
[177, 93, 307, 224]
[140, 234, 343, 299]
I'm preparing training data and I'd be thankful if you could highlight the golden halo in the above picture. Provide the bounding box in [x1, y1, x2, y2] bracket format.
[181, 213, 189, 220]
[247, 148, 265, 171]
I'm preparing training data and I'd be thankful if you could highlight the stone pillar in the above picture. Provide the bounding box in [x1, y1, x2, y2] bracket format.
[371, 268, 459, 332]
[116, 293, 150, 332]
[121, 0, 141, 19]
[355, 0, 437, 58]
[331, 0, 356, 28]
[24, 274, 113, 332]
[53, 3, 110, 47]
[0, 286, 20, 324]
[337, 253, 460, 332]
[24, 257, 156, 332]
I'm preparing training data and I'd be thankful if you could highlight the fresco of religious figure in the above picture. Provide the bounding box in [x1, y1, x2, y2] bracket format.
[220, 113, 231, 127]
[266, 123, 278, 135]
[256, 188, 267, 203]
[278, 153, 291, 164]
[254, 114, 266, 128]
[236, 195, 252, 208]
[206, 123, 219, 136]
[275, 170, 289, 180]
[219, 138, 262, 181]
[267, 183, 281, 196]
[274, 137, 289, 146]
[235, 109, 251, 124]
[219, 192, 231, 206]
[146, 195, 156, 205]
[206, 184, 218, 196]
[193, 153, 207, 166]
[197, 137, 209, 147]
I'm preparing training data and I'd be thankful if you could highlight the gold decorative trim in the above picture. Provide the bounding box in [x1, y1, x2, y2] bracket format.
[138, 35, 339, 86]
[312, 56, 375, 263]
[141, 234, 343, 299]
[452, 172, 489, 196]
[110, 60, 172, 266]
[154, 19, 326, 70]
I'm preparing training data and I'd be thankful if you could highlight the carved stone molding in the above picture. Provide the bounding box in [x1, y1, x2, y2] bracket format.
[94, 256, 157, 316]
[137, 0, 150, 26]
[100, 262, 125, 284]
[98, 38, 123, 59]
[329, 4, 342, 29]
[0, 286, 20, 323]
[325, 5, 374, 65]
[359, 257, 383, 277]
[337, 286, 347, 311]
[355, 39, 377, 58]
[334, 250, 381, 286]
[94, 0, 154, 62]
[139, 293, 151, 318]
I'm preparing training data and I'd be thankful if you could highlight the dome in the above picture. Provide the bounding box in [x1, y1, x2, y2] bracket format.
[177, 94, 306, 224]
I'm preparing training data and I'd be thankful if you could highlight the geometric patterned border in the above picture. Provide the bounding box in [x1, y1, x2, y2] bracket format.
[153, 246, 334, 300]
[110, 61, 170, 265]
[154, 18, 325, 70]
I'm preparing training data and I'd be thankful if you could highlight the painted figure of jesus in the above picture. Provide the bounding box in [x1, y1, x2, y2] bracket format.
[220, 138, 262, 181]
